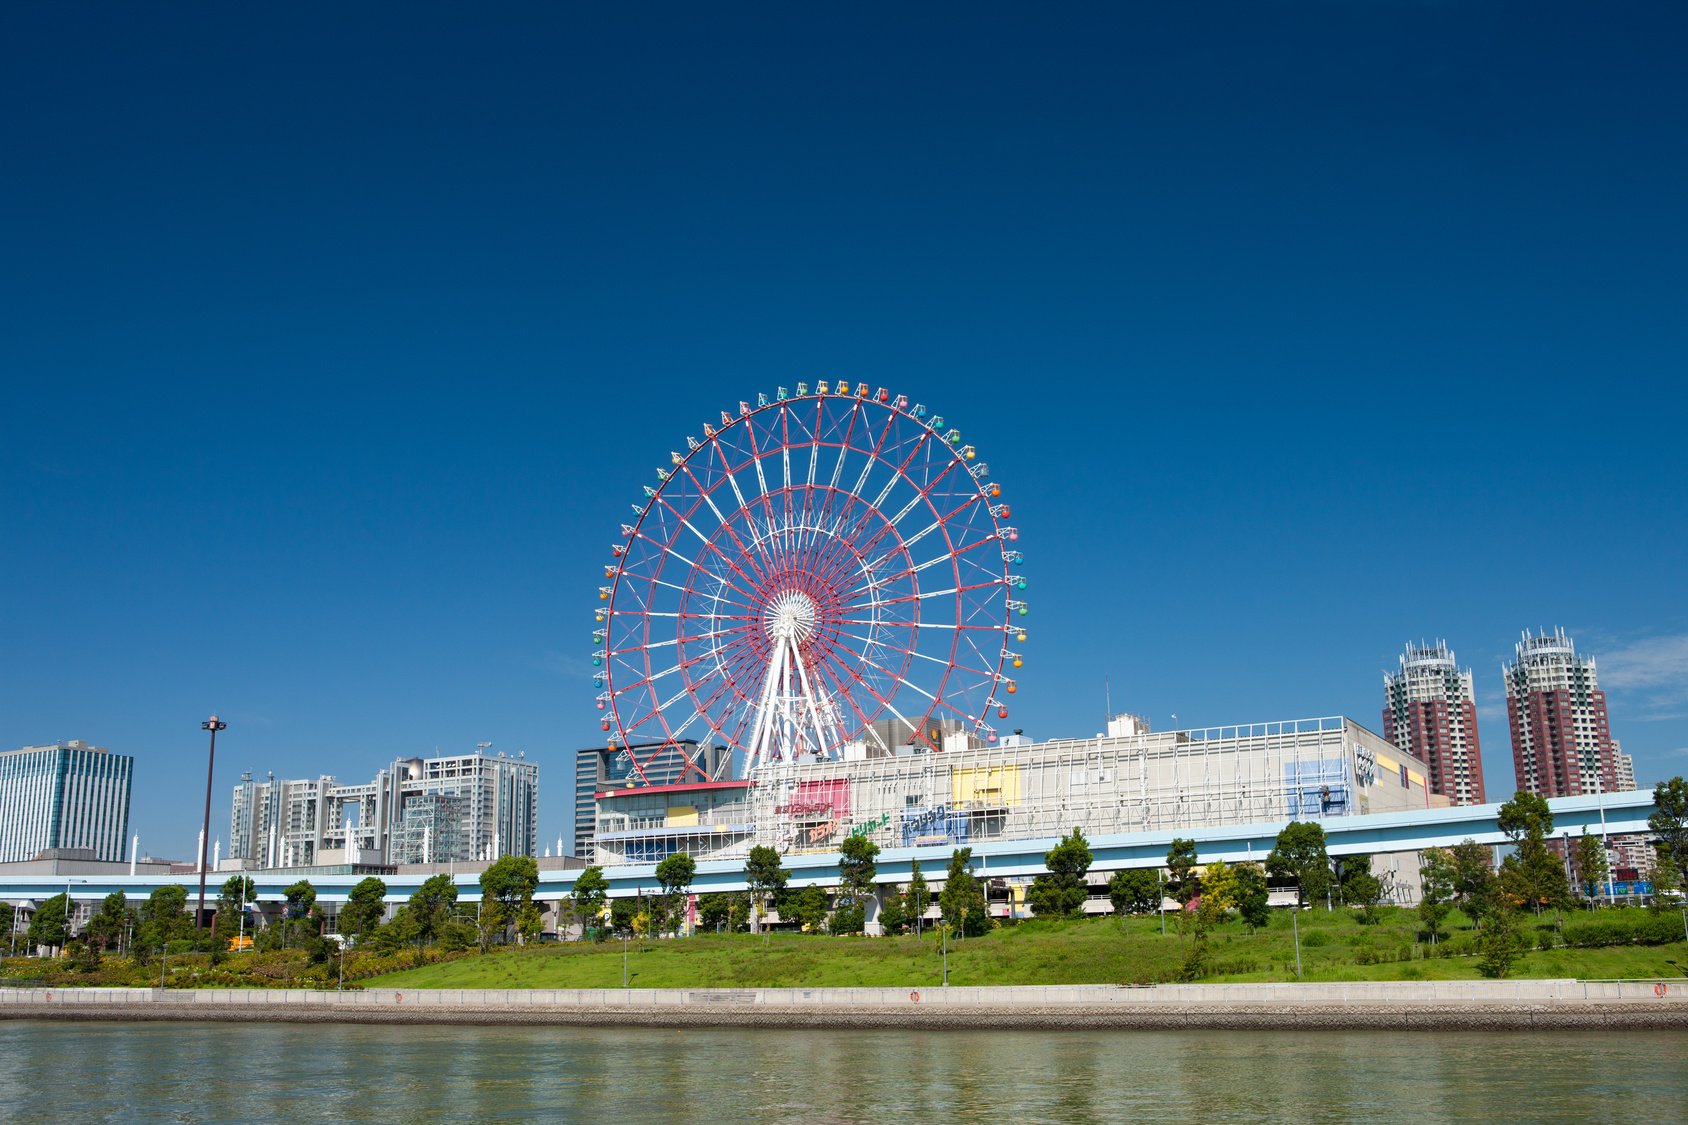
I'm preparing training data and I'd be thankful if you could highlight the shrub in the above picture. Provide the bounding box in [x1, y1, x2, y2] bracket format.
[1301, 929, 1332, 947]
[1562, 912, 1682, 948]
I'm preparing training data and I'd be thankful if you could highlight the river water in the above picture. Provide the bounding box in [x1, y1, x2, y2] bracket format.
[2, 1021, 1684, 1123]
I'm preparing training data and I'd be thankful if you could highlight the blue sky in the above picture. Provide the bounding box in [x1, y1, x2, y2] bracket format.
[2, 4, 1684, 860]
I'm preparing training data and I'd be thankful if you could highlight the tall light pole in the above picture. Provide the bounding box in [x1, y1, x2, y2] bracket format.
[196, 715, 226, 931]
[63, 878, 88, 956]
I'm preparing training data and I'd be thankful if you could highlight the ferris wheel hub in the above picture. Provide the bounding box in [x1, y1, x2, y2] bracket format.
[764, 589, 819, 645]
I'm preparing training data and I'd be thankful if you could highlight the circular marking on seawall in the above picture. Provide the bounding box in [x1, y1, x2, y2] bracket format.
[396, 993, 403, 1003]
[911, 991, 919, 1002]
[1656, 983, 1668, 997]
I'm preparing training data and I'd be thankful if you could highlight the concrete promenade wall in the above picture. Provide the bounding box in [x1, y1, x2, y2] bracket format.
[3, 980, 1686, 1029]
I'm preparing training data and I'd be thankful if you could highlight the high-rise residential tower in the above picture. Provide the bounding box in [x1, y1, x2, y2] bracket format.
[1503, 628, 1615, 798]
[1612, 738, 1636, 792]
[1383, 641, 1486, 806]
[0, 741, 134, 863]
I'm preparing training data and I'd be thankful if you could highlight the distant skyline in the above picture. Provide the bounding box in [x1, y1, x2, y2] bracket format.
[3, 4, 1684, 860]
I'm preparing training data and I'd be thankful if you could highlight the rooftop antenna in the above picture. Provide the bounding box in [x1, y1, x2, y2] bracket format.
[1105, 674, 1111, 725]
[477, 742, 491, 756]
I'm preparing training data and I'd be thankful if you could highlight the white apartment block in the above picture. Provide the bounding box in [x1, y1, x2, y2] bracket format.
[230, 749, 538, 869]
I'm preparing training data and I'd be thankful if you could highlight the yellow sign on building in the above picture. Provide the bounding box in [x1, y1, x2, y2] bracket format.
[952, 764, 1020, 806]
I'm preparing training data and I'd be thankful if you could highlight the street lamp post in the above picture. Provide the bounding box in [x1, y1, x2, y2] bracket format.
[63, 878, 88, 957]
[196, 716, 226, 931]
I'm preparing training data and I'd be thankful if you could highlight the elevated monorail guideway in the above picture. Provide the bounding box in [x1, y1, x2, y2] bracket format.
[593, 385, 1028, 793]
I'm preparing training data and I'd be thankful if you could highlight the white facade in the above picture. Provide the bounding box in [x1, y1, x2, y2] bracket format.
[748, 716, 1433, 856]
[0, 742, 133, 863]
[230, 749, 538, 869]
[1612, 739, 1636, 792]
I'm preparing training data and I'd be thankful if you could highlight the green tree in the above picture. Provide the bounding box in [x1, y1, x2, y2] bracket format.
[1109, 869, 1161, 917]
[338, 877, 388, 945]
[905, 859, 931, 937]
[139, 884, 189, 953]
[1232, 862, 1271, 932]
[1450, 839, 1496, 922]
[609, 896, 638, 935]
[570, 867, 610, 939]
[877, 888, 908, 935]
[480, 854, 540, 943]
[837, 836, 880, 911]
[407, 874, 459, 947]
[1028, 827, 1092, 917]
[696, 892, 732, 932]
[88, 891, 131, 952]
[1165, 838, 1201, 948]
[1569, 831, 1610, 903]
[1477, 895, 1526, 978]
[1193, 859, 1237, 935]
[1165, 839, 1200, 908]
[654, 852, 698, 936]
[1648, 777, 1688, 898]
[743, 845, 790, 932]
[1267, 821, 1331, 908]
[938, 848, 989, 937]
[517, 902, 545, 942]
[1497, 790, 1554, 843]
[283, 880, 318, 937]
[1418, 847, 1456, 944]
[370, 907, 421, 955]
[791, 885, 829, 931]
[27, 893, 69, 952]
[475, 898, 507, 952]
[1496, 792, 1570, 915]
[1340, 855, 1383, 924]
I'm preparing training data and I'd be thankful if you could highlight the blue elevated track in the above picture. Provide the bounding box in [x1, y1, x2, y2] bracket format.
[0, 792, 1660, 905]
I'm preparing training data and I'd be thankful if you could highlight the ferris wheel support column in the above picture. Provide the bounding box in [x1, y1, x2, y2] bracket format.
[792, 646, 836, 760]
[746, 628, 790, 774]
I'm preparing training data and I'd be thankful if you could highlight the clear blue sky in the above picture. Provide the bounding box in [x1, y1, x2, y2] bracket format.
[3, 4, 1684, 861]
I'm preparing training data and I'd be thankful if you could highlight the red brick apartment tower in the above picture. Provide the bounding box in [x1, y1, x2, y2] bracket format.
[1502, 628, 1615, 798]
[1383, 641, 1486, 805]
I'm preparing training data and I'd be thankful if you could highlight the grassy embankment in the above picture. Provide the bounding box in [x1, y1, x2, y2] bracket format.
[376, 906, 1688, 990]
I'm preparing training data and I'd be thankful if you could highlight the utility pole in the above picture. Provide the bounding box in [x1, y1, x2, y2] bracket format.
[1293, 910, 1303, 981]
[196, 715, 226, 931]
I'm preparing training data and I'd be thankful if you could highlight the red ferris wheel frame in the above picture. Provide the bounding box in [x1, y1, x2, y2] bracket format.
[592, 385, 1027, 785]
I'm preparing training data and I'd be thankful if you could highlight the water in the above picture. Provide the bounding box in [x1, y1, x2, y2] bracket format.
[2, 1021, 1684, 1123]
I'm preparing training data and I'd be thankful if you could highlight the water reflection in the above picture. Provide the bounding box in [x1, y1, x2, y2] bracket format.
[1, 1021, 1684, 1124]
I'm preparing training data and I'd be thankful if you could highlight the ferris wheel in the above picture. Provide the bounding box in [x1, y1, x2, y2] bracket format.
[593, 384, 1027, 785]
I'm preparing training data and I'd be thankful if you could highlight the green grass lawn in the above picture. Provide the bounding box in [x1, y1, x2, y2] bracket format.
[375, 907, 1688, 990]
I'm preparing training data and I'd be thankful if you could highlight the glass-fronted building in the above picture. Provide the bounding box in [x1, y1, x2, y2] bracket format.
[0, 741, 134, 863]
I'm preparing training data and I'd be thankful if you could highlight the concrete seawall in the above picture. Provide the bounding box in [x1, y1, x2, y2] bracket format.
[4, 981, 1686, 1030]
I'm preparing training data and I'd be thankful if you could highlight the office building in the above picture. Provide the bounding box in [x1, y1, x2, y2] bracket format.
[229, 748, 538, 869]
[1503, 628, 1615, 798]
[0, 741, 134, 864]
[1383, 640, 1486, 805]
[573, 741, 725, 859]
